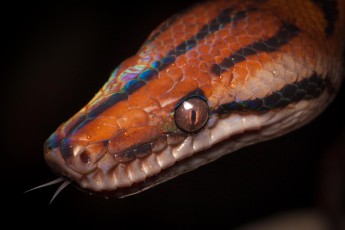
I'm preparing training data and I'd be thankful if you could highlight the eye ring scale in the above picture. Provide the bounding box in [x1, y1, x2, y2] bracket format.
[174, 96, 210, 133]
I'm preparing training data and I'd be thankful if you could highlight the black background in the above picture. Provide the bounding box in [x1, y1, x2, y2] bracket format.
[2, 1, 344, 228]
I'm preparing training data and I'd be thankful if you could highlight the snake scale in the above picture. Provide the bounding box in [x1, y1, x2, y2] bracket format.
[42, 0, 345, 198]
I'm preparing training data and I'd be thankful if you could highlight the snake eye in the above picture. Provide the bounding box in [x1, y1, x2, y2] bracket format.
[174, 97, 209, 132]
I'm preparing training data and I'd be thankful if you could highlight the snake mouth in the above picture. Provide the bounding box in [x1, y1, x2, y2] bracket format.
[43, 111, 262, 194]
[84, 129, 258, 198]
[44, 146, 84, 182]
[43, 111, 272, 195]
[43, 116, 218, 193]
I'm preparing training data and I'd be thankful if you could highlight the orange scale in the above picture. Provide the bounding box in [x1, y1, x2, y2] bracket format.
[197, 45, 210, 54]
[175, 29, 185, 38]
[209, 48, 220, 56]
[161, 78, 199, 102]
[183, 17, 200, 26]
[101, 100, 130, 119]
[187, 50, 199, 58]
[186, 30, 196, 38]
[162, 38, 174, 46]
[224, 37, 238, 46]
[203, 39, 213, 46]
[147, 109, 166, 122]
[235, 61, 247, 68]
[183, 15, 197, 24]
[233, 28, 246, 37]
[220, 48, 231, 58]
[290, 35, 303, 47]
[206, 62, 217, 72]
[270, 51, 283, 62]
[86, 142, 106, 156]
[117, 108, 149, 130]
[216, 29, 230, 39]
[145, 98, 162, 113]
[257, 53, 274, 65]
[166, 65, 183, 82]
[186, 24, 199, 33]
[238, 35, 255, 47]
[200, 54, 214, 63]
[212, 39, 227, 50]
[241, 21, 249, 30]
[187, 59, 200, 67]
[245, 60, 262, 76]
[198, 62, 208, 71]
[260, 23, 279, 37]
[172, 23, 184, 32]
[127, 92, 160, 111]
[127, 93, 149, 107]
[245, 24, 262, 35]
[184, 65, 199, 77]
[199, 86, 212, 98]
[245, 54, 259, 62]
[108, 126, 161, 154]
[292, 40, 311, 56]
[210, 80, 227, 98]
[161, 45, 175, 55]
[219, 71, 233, 85]
[72, 116, 121, 142]
[195, 17, 210, 25]
[195, 70, 211, 85]
[145, 75, 175, 98]
[233, 65, 249, 83]
[214, 56, 224, 65]
[175, 56, 187, 68]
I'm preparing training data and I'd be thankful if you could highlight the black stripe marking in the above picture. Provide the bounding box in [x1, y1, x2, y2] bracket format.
[212, 22, 299, 75]
[88, 93, 128, 118]
[312, 0, 338, 36]
[115, 142, 152, 163]
[212, 73, 327, 115]
[65, 8, 253, 136]
[166, 8, 252, 59]
[157, 8, 254, 72]
[65, 92, 129, 136]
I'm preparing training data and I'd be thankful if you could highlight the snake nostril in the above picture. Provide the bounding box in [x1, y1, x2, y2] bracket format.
[80, 151, 91, 164]
[56, 138, 108, 174]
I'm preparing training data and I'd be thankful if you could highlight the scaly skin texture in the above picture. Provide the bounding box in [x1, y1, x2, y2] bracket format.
[44, 0, 345, 196]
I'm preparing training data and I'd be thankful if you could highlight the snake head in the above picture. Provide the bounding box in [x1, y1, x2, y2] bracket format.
[43, 0, 340, 197]
[43, 76, 215, 196]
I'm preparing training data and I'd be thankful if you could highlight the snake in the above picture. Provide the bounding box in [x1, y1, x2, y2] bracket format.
[41, 0, 345, 198]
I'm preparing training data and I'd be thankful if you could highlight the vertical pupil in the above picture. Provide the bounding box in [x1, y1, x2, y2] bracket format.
[190, 109, 196, 127]
[175, 97, 209, 132]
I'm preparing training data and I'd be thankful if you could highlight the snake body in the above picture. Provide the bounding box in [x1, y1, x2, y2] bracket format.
[44, 0, 345, 197]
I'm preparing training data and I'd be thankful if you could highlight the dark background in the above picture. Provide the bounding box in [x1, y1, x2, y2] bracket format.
[2, 1, 344, 228]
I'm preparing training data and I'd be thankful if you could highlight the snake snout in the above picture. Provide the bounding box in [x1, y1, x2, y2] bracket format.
[44, 129, 108, 181]
[58, 138, 108, 174]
